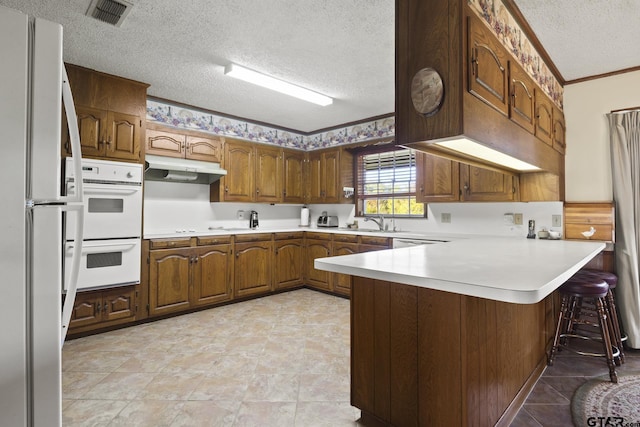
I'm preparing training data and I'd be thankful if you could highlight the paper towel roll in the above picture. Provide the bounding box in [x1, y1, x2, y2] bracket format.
[300, 207, 310, 226]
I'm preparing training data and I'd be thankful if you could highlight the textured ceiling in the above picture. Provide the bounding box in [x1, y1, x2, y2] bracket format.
[1, 0, 637, 132]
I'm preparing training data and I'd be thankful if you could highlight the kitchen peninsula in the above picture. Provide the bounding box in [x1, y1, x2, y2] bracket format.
[315, 238, 605, 426]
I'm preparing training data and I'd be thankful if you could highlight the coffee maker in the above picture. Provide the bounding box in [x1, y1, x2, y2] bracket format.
[249, 210, 259, 229]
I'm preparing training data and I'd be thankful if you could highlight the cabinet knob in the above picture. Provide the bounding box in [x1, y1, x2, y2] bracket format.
[95, 303, 100, 315]
[225, 186, 229, 192]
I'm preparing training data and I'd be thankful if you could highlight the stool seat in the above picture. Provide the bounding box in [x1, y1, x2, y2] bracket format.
[560, 277, 608, 298]
[574, 269, 618, 289]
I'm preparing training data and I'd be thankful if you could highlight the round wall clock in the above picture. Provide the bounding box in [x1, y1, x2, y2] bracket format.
[410, 68, 444, 117]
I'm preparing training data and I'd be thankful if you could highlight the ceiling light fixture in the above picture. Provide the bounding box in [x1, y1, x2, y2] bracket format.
[224, 63, 333, 107]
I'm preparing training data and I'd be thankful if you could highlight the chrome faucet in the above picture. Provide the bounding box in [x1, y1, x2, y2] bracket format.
[364, 214, 385, 231]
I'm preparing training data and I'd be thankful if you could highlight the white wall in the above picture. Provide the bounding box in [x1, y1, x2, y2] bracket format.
[564, 70, 640, 202]
[144, 181, 562, 238]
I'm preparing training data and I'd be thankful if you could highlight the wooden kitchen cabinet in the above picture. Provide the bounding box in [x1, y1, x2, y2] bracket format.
[283, 149, 306, 203]
[255, 145, 282, 203]
[68, 286, 136, 332]
[305, 233, 333, 291]
[273, 232, 305, 290]
[63, 64, 147, 163]
[332, 241, 359, 296]
[145, 125, 223, 163]
[416, 152, 517, 202]
[191, 243, 234, 307]
[148, 247, 192, 316]
[552, 105, 566, 155]
[234, 235, 273, 298]
[416, 152, 460, 202]
[307, 148, 353, 204]
[460, 164, 518, 202]
[534, 89, 554, 146]
[509, 62, 536, 134]
[467, 12, 509, 116]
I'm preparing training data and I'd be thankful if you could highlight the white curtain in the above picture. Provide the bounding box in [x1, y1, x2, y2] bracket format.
[608, 110, 640, 349]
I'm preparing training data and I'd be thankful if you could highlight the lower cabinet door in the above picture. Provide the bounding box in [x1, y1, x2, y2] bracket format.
[192, 244, 233, 306]
[149, 248, 192, 316]
[274, 239, 304, 290]
[68, 291, 102, 329]
[305, 239, 332, 291]
[102, 287, 136, 322]
[234, 241, 273, 298]
[333, 242, 358, 296]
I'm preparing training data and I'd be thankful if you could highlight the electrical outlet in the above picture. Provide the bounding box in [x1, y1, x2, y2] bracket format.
[237, 210, 245, 220]
[514, 213, 523, 225]
[552, 214, 562, 227]
[503, 213, 514, 225]
[441, 213, 451, 223]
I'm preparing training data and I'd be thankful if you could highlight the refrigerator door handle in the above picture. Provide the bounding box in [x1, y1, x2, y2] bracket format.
[59, 65, 84, 204]
[60, 204, 84, 346]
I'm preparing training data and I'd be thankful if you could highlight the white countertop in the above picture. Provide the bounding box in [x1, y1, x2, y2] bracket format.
[314, 237, 605, 304]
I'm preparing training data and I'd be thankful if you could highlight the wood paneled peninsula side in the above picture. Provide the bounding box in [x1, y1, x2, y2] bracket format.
[314, 238, 604, 426]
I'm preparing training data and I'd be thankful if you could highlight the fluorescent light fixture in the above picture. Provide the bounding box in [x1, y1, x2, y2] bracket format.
[435, 137, 541, 171]
[224, 63, 333, 106]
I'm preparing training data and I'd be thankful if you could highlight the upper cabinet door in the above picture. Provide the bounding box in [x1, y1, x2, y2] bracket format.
[185, 134, 222, 162]
[416, 152, 460, 202]
[145, 128, 185, 158]
[322, 150, 340, 204]
[107, 111, 141, 161]
[461, 165, 517, 202]
[255, 146, 282, 203]
[76, 106, 107, 158]
[534, 89, 553, 146]
[552, 106, 566, 155]
[508, 62, 535, 134]
[283, 149, 305, 204]
[223, 141, 254, 202]
[468, 15, 509, 116]
[307, 152, 323, 203]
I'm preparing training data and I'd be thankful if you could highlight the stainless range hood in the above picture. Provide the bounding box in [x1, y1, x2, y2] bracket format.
[144, 154, 227, 184]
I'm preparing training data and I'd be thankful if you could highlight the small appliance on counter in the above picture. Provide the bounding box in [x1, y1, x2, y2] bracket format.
[527, 220, 536, 239]
[317, 211, 339, 228]
[249, 210, 259, 229]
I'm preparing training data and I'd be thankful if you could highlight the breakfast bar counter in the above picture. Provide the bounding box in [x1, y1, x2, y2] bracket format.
[314, 238, 605, 427]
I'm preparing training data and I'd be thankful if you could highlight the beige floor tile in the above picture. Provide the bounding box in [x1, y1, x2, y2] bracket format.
[189, 373, 252, 401]
[64, 350, 133, 373]
[294, 401, 361, 426]
[137, 371, 204, 400]
[234, 402, 296, 427]
[62, 371, 109, 399]
[84, 372, 155, 400]
[114, 350, 177, 373]
[244, 374, 300, 402]
[62, 399, 128, 427]
[298, 373, 351, 402]
[170, 401, 240, 427]
[109, 400, 184, 426]
[160, 351, 219, 373]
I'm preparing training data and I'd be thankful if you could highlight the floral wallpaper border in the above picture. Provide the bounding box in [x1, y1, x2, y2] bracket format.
[147, 99, 395, 151]
[468, 0, 563, 109]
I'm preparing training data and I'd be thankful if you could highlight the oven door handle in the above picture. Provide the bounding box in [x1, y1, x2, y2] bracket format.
[67, 183, 141, 196]
[66, 241, 139, 253]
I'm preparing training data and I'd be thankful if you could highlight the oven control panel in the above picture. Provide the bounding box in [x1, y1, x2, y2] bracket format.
[65, 158, 143, 185]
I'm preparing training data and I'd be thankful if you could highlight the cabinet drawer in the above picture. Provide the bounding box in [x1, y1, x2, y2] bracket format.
[149, 238, 192, 249]
[565, 224, 614, 242]
[360, 236, 391, 247]
[305, 232, 332, 240]
[274, 231, 304, 240]
[197, 235, 232, 246]
[234, 233, 273, 243]
[333, 233, 359, 243]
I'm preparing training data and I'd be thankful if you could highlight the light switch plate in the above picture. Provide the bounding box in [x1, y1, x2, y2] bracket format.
[514, 213, 523, 225]
[552, 215, 562, 227]
[441, 213, 451, 223]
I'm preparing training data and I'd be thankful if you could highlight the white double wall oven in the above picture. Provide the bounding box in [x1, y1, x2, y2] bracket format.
[64, 158, 143, 291]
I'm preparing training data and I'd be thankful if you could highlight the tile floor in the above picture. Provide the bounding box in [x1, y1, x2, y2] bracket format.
[63, 288, 639, 426]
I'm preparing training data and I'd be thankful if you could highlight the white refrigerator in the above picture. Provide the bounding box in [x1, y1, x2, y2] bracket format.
[0, 5, 85, 426]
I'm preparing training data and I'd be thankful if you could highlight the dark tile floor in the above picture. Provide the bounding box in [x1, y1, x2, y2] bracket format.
[512, 342, 640, 426]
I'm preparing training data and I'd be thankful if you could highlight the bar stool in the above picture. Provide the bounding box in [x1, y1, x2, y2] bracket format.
[574, 269, 625, 364]
[548, 275, 619, 383]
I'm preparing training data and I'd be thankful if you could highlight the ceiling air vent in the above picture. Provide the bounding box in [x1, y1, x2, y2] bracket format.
[86, 0, 133, 27]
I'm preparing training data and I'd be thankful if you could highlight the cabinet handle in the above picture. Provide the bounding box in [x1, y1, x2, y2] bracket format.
[95, 303, 100, 314]
[225, 186, 229, 193]
[471, 48, 478, 76]
[463, 183, 469, 193]
[103, 303, 108, 313]
[420, 186, 424, 194]
[105, 136, 111, 147]
[256, 188, 260, 194]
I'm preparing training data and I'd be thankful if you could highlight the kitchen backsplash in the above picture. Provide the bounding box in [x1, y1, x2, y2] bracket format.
[144, 181, 562, 238]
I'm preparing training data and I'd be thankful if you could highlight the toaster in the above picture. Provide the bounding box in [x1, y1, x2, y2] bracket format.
[317, 215, 339, 228]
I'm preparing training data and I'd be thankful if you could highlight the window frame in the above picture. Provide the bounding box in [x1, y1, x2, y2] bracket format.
[353, 146, 425, 219]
